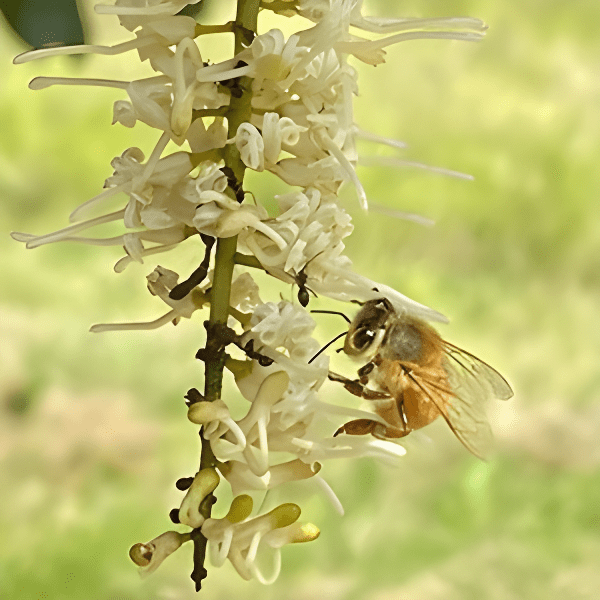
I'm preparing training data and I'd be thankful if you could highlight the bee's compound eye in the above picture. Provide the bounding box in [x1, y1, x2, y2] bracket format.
[347, 326, 376, 354]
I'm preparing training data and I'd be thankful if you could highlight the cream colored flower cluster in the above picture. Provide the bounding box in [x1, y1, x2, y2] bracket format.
[12, 0, 484, 585]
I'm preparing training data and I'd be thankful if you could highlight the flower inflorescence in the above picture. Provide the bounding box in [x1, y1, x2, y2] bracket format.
[11, 0, 485, 589]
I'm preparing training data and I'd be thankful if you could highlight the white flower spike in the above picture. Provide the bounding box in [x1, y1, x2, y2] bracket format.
[11, 0, 493, 590]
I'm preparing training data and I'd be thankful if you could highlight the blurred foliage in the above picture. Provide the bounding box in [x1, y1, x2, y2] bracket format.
[1, 1, 599, 599]
[0, 0, 206, 49]
[0, 0, 85, 49]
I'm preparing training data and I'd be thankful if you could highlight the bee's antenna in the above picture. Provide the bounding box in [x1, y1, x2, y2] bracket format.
[308, 332, 347, 364]
[310, 309, 351, 324]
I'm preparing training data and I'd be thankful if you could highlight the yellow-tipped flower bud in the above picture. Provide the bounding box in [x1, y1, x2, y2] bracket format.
[129, 531, 190, 576]
[292, 523, 320, 543]
[179, 468, 220, 528]
[187, 398, 230, 425]
[256, 371, 290, 408]
[262, 521, 321, 549]
[237, 371, 290, 432]
[129, 542, 152, 567]
[226, 494, 254, 523]
[268, 502, 301, 529]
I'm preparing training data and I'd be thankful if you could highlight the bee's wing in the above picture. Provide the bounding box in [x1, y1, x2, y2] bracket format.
[439, 342, 513, 459]
[443, 342, 514, 401]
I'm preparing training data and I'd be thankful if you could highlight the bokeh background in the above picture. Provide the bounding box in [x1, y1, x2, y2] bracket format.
[1, 1, 599, 598]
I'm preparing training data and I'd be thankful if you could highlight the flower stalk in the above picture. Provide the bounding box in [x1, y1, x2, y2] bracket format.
[192, 0, 261, 589]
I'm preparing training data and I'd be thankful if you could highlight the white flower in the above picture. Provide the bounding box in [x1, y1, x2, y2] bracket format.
[90, 266, 208, 332]
[13, 14, 198, 64]
[229, 272, 263, 314]
[249, 302, 320, 359]
[297, 1, 487, 64]
[19, 8, 225, 145]
[261, 112, 307, 164]
[192, 195, 287, 245]
[290, 431, 407, 466]
[188, 398, 247, 454]
[95, 0, 203, 32]
[220, 459, 320, 497]
[224, 301, 410, 490]
[129, 530, 191, 576]
[11, 143, 196, 262]
[187, 117, 228, 154]
[202, 497, 319, 584]
[178, 468, 220, 528]
[196, 372, 290, 475]
[235, 123, 265, 172]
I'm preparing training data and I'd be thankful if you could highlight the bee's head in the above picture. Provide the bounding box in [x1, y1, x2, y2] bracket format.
[344, 298, 394, 359]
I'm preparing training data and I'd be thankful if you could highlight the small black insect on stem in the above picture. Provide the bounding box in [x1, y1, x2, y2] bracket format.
[221, 164, 246, 203]
[195, 322, 274, 367]
[295, 265, 316, 307]
[218, 61, 249, 100]
[169, 234, 215, 300]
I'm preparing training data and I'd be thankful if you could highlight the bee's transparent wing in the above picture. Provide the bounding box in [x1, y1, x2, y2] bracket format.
[439, 342, 513, 459]
[443, 342, 513, 400]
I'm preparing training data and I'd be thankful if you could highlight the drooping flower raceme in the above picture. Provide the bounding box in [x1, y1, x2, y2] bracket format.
[11, 0, 485, 588]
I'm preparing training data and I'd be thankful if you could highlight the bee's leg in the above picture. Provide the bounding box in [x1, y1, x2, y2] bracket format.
[371, 424, 411, 439]
[397, 397, 409, 431]
[334, 419, 378, 436]
[357, 361, 375, 385]
[370, 397, 410, 439]
[328, 371, 388, 400]
[334, 419, 411, 439]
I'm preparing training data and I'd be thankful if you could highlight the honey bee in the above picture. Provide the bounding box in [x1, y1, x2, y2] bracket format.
[328, 298, 513, 458]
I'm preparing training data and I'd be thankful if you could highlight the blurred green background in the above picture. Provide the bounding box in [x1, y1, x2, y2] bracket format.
[1, 0, 599, 598]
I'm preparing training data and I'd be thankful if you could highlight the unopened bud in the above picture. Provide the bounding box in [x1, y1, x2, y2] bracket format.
[263, 522, 321, 549]
[187, 398, 230, 425]
[129, 542, 153, 567]
[179, 468, 220, 528]
[255, 371, 289, 408]
[129, 531, 190, 575]
[225, 494, 254, 523]
[291, 522, 320, 543]
[268, 502, 301, 529]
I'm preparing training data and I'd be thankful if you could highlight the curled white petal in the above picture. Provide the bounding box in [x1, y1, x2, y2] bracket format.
[235, 123, 265, 171]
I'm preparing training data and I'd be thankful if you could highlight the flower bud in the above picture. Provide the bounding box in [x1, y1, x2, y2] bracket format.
[225, 494, 254, 523]
[129, 530, 190, 576]
[179, 468, 220, 528]
[268, 502, 301, 529]
[187, 399, 230, 425]
[263, 522, 321, 548]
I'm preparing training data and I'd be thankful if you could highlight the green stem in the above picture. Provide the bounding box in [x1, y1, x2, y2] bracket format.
[200, 0, 258, 408]
[189, 148, 224, 168]
[234, 251, 263, 270]
[235, 0, 260, 47]
[203, 236, 237, 403]
[194, 22, 234, 36]
[191, 107, 229, 120]
[260, 0, 298, 14]
[191, 0, 260, 591]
